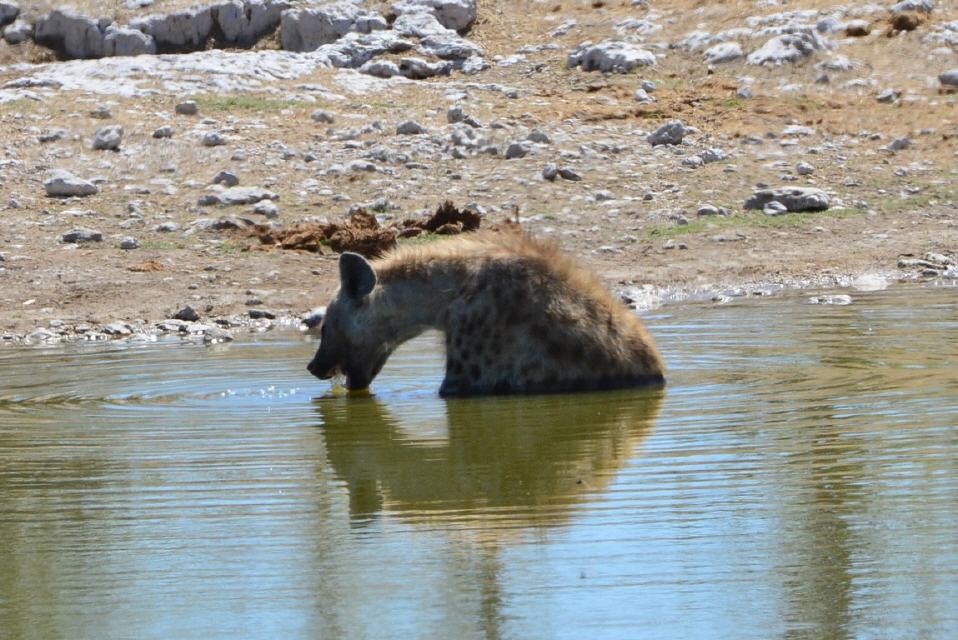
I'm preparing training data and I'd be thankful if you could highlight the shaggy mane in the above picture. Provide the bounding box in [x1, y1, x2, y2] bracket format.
[373, 231, 627, 317]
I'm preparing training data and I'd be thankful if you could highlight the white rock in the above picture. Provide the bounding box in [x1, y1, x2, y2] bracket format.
[103, 25, 157, 56]
[215, 0, 289, 48]
[279, 3, 386, 52]
[44, 170, 99, 197]
[34, 9, 105, 59]
[391, 0, 477, 33]
[92, 124, 123, 150]
[2, 19, 30, 44]
[747, 31, 825, 66]
[704, 41, 743, 64]
[567, 40, 656, 73]
[129, 7, 213, 53]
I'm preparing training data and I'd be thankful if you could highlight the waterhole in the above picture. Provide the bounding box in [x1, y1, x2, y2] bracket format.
[1, 284, 956, 639]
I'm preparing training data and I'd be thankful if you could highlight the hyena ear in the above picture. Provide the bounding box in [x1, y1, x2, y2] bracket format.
[339, 252, 377, 299]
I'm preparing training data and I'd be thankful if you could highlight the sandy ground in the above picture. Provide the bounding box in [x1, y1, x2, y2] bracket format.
[1, 0, 956, 342]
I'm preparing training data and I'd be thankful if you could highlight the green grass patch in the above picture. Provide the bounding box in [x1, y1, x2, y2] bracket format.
[139, 239, 188, 250]
[647, 208, 864, 240]
[190, 94, 312, 113]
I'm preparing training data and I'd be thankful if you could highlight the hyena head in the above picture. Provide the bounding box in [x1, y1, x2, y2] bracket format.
[307, 253, 389, 390]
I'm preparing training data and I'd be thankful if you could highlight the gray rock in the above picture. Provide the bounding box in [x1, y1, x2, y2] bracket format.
[747, 31, 825, 66]
[202, 327, 234, 344]
[939, 69, 958, 87]
[61, 228, 103, 243]
[172, 305, 200, 322]
[154, 222, 179, 232]
[103, 25, 157, 56]
[44, 170, 98, 197]
[153, 125, 174, 138]
[90, 105, 112, 119]
[647, 120, 688, 146]
[253, 200, 279, 218]
[744, 187, 830, 212]
[542, 163, 559, 181]
[633, 89, 654, 103]
[558, 167, 582, 181]
[397, 56, 452, 78]
[248, 308, 276, 319]
[447, 104, 466, 123]
[796, 161, 815, 175]
[736, 85, 753, 99]
[214, 0, 288, 48]
[681, 155, 704, 168]
[359, 59, 400, 77]
[396, 120, 427, 135]
[129, 7, 214, 53]
[392, 10, 450, 38]
[505, 141, 530, 159]
[567, 40, 656, 73]
[279, 3, 386, 52]
[887, 137, 911, 152]
[697, 204, 720, 216]
[890, 0, 933, 13]
[418, 32, 482, 61]
[213, 170, 240, 187]
[34, 9, 105, 59]
[92, 125, 123, 151]
[0, 2, 18, 28]
[391, 0, 477, 33]
[641, 80, 656, 92]
[119, 236, 139, 250]
[3, 19, 31, 45]
[202, 131, 227, 147]
[704, 41, 743, 64]
[700, 148, 728, 163]
[527, 129, 551, 144]
[763, 200, 788, 216]
[38, 128, 68, 143]
[201, 186, 277, 206]
[175, 100, 199, 115]
[876, 89, 900, 103]
[312, 30, 414, 69]
[311, 109, 335, 123]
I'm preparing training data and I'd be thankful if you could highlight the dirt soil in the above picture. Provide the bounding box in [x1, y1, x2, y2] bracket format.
[0, 0, 956, 342]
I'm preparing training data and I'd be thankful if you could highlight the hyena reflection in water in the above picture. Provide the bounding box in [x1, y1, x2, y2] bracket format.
[307, 232, 665, 396]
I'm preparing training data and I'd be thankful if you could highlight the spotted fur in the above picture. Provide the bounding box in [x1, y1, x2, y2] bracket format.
[307, 232, 665, 396]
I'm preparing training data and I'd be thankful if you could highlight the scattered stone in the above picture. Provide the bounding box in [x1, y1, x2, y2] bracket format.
[200, 186, 277, 206]
[92, 125, 123, 151]
[939, 69, 958, 87]
[558, 167, 583, 181]
[248, 309, 276, 320]
[504, 141, 530, 159]
[213, 170, 239, 187]
[736, 85, 753, 99]
[890, 0, 933, 13]
[392, 0, 478, 33]
[61, 228, 103, 243]
[542, 163, 559, 181]
[647, 120, 688, 146]
[152, 125, 174, 138]
[175, 100, 199, 115]
[119, 236, 139, 250]
[34, 10, 105, 59]
[44, 170, 98, 197]
[747, 31, 825, 66]
[697, 204, 720, 216]
[279, 4, 388, 52]
[173, 305, 200, 322]
[809, 294, 853, 305]
[202, 131, 227, 147]
[633, 89, 654, 103]
[887, 137, 911, 152]
[744, 187, 830, 212]
[796, 161, 815, 175]
[704, 42, 743, 64]
[396, 120, 427, 135]
[253, 200, 279, 218]
[763, 201, 789, 216]
[0, 2, 18, 28]
[90, 105, 112, 119]
[527, 129, 551, 145]
[845, 20, 871, 37]
[876, 89, 900, 103]
[3, 19, 31, 45]
[155, 222, 179, 232]
[311, 109, 335, 124]
[641, 80, 656, 92]
[567, 41, 656, 73]
[104, 25, 157, 57]
[700, 148, 728, 163]
[38, 128, 68, 143]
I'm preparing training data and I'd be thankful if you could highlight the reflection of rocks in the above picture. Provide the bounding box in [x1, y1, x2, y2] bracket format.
[318, 390, 663, 524]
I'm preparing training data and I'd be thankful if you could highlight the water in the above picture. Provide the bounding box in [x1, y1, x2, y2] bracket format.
[1, 285, 956, 640]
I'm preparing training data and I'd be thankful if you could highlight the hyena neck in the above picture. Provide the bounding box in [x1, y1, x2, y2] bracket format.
[371, 263, 465, 344]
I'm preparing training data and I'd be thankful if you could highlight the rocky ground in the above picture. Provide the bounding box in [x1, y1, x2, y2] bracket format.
[1, 0, 957, 345]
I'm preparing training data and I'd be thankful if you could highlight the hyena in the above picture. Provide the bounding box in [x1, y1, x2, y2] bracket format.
[307, 232, 665, 396]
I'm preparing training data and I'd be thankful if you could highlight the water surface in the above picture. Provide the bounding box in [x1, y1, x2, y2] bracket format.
[1, 284, 956, 639]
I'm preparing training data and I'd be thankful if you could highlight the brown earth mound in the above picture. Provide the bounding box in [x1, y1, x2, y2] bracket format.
[245, 202, 483, 257]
